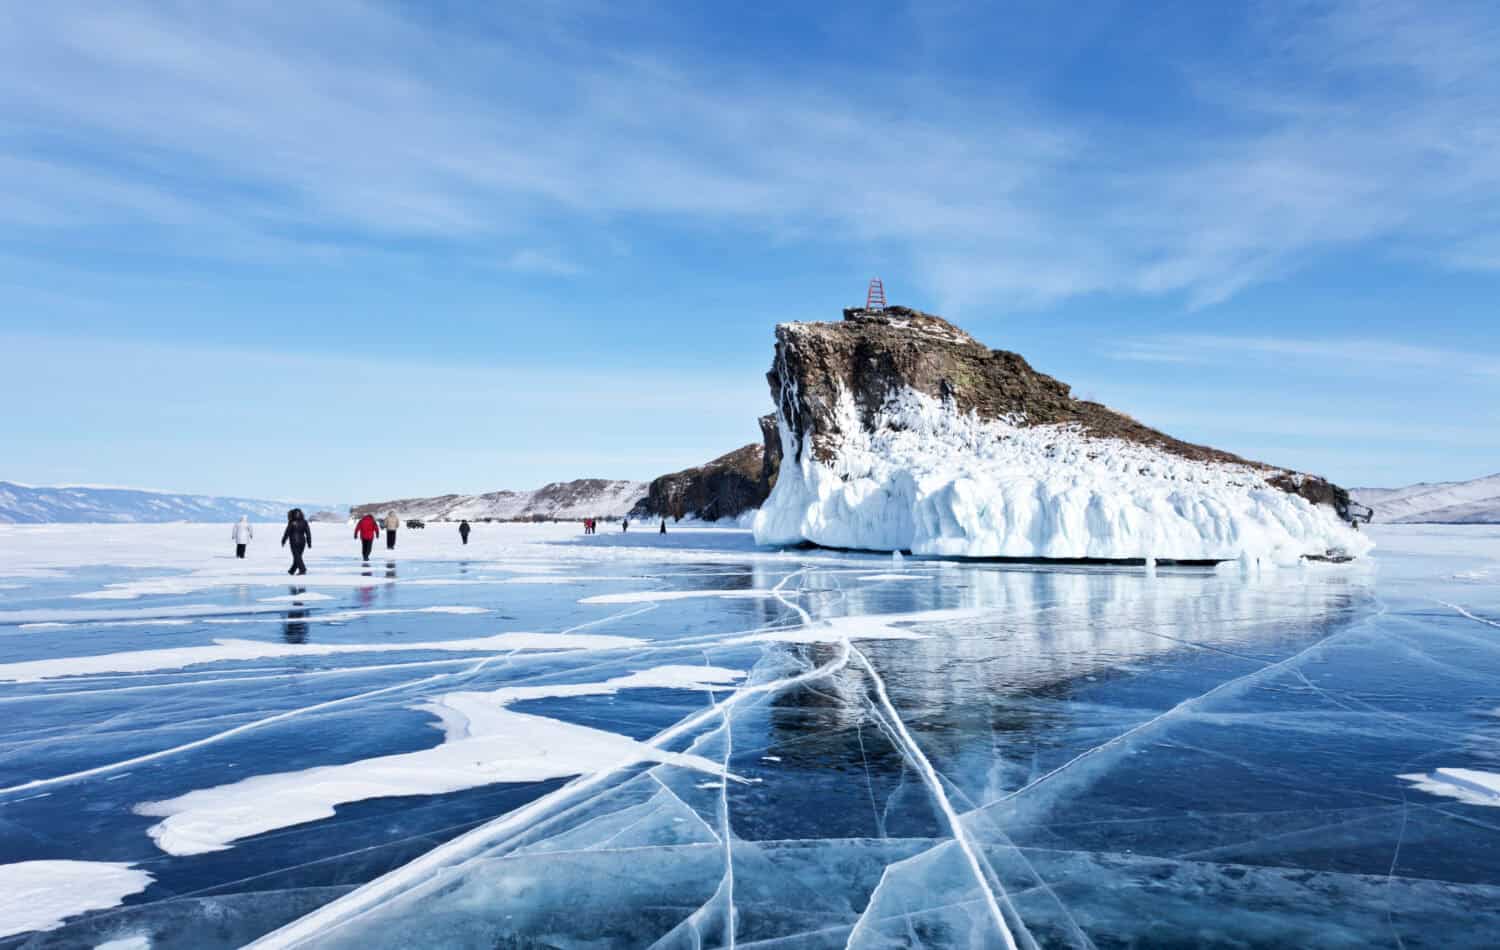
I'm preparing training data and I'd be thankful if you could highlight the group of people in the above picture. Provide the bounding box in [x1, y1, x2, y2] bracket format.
[236, 508, 687, 574]
[582, 516, 666, 534]
[352, 511, 402, 560]
[228, 511, 479, 574]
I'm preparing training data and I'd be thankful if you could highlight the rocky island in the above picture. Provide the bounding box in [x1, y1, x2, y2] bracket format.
[752, 306, 1369, 562]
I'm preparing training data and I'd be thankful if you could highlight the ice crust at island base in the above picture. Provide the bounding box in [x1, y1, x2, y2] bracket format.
[754, 388, 1371, 563]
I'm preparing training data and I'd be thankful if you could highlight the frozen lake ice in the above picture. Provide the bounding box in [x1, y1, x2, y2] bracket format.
[0, 521, 1497, 948]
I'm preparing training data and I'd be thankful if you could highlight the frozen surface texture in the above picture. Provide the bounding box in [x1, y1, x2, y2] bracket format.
[0, 521, 1495, 948]
[753, 308, 1367, 560]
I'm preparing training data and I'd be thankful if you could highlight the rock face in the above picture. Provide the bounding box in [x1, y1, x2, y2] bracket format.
[754, 306, 1370, 561]
[633, 416, 783, 521]
[354, 479, 646, 522]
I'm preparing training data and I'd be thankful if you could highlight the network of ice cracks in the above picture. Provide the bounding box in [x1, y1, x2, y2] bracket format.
[0, 521, 1496, 948]
[755, 387, 1372, 563]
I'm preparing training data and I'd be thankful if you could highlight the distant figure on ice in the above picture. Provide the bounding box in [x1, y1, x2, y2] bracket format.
[231, 516, 254, 559]
[459, 520, 471, 545]
[659, 518, 667, 534]
[621, 518, 629, 533]
[281, 509, 312, 576]
[354, 513, 380, 561]
[384, 512, 400, 550]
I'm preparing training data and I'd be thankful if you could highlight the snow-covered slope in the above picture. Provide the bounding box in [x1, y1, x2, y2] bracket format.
[354, 479, 647, 522]
[1352, 474, 1500, 524]
[755, 389, 1369, 562]
[0, 482, 336, 525]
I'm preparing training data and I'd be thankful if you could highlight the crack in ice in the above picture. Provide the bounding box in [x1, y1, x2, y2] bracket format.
[849, 644, 1026, 950]
[247, 637, 852, 948]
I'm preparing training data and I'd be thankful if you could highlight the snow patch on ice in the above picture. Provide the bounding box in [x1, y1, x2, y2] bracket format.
[1399, 768, 1500, 807]
[0, 632, 644, 682]
[502, 575, 645, 585]
[0, 860, 153, 938]
[487, 665, 744, 706]
[136, 665, 744, 855]
[580, 589, 784, 605]
[755, 387, 1370, 562]
[13, 605, 489, 631]
[2, 603, 299, 625]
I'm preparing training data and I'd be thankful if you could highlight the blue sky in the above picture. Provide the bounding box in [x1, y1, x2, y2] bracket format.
[2, 0, 1497, 503]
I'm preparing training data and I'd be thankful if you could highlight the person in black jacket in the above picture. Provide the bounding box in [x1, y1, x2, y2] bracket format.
[280, 508, 312, 575]
[458, 520, 471, 545]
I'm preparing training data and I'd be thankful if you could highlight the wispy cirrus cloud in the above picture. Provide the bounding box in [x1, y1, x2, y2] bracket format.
[1111, 335, 1500, 378]
[2, 1, 1500, 310]
[503, 249, 583, 278]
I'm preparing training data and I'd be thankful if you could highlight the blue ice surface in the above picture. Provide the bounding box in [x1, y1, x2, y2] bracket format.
[0, 524, 1497, 947]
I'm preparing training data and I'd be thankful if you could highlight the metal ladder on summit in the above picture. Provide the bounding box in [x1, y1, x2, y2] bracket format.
[865, 277, 886, 311]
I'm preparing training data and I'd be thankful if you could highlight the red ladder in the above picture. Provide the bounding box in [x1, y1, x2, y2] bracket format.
[865, 278, 886, 311]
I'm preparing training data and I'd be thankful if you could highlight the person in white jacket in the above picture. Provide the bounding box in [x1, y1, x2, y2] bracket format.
[232, 516, 254, 559]
[384, 512, 400, 551]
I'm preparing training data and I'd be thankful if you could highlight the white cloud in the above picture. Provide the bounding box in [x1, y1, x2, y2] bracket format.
[1110, 334, 1500, 378]
[503, 249, 582, 277]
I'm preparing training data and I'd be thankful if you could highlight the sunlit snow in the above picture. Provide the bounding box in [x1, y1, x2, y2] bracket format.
[756, 388, 1371, 562]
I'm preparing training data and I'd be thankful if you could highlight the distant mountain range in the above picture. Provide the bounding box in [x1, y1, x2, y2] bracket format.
[12, 468, 1493, 528]
[1351, 473, 1500, 524]
[352, 479, 647, 522]
[0, 482, 342, 524]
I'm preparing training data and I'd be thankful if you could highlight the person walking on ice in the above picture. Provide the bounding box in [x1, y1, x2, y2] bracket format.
[384, 512, 400, 550]
[459, 520, 471, 545]
[355, 513, 380, 561]
[281, 509, 312, 575]
[232, 516, 254, 558]
[659, 518, 667, 534]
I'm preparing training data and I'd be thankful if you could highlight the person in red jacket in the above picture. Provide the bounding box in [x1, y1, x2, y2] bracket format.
[354, 513, 380, 561]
